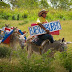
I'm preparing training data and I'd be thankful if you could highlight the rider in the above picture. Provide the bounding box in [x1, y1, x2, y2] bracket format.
[33, 9, 54, 46]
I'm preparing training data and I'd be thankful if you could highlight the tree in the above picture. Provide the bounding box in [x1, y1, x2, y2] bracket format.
[40, 0, 49, 8]
[58, 0, 70, 10]
[0, 1, 10, 7]
[50, 0, 59, 9]
[50, 0, 72, 10]
[10, 0, 39, 8]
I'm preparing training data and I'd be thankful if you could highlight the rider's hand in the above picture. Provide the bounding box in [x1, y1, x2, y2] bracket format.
[45, 30, 50, 34]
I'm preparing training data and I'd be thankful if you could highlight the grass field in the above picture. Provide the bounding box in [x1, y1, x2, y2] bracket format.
[0, 19, 72, 72]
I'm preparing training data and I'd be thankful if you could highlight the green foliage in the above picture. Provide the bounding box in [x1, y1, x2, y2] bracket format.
[51, 0, 71, 10]
[54, 51, 72, 71]
[2, 14, 10, 20]
[63, 56, 72, 71]
[17, 14, 19, 20]
[0, 2, 9, 7]
[51, 0, 59, 8]
[0, 48, 54, 72]
[10, 0, 39, 8]
[0, 0, 72, 10]
[22, 13, 28, 18]
[0, 46, 11, 58]
[0, 61, 22, 72]
[19, 49, 54, 72]
[40, 0, 50, 8]
[12, 15, 16, 20]
[0, 7, 72, 21]
[58, 0, 70, 10]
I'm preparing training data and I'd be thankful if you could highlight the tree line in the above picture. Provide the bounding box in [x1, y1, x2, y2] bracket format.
[0, 0, 72, 10]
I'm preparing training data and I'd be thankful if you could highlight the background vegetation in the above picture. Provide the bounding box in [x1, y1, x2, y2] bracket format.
[0, 0, 72, 72]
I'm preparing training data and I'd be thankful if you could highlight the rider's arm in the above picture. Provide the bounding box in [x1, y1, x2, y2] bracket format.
[38, 23, 50, 34]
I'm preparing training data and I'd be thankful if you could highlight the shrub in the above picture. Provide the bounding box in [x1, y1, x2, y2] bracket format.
[54, 51, 72, 72]
[0, 46, 11, 58]
[3, 15, 9, 20]
[12, 15, 15, 20]
[0, 62, 22, 72]
[17, 14, 19, 20]
[22, 13, 28, 18]
[57, 14, 64, 19]
[0, 13, 10, 20]
[19, 49, 54, 72]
